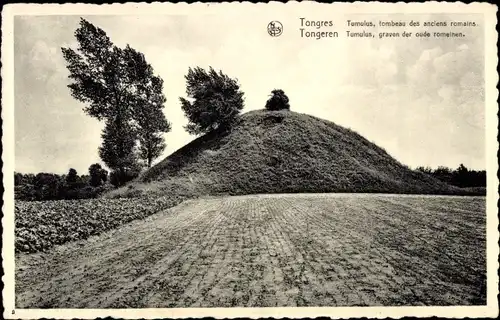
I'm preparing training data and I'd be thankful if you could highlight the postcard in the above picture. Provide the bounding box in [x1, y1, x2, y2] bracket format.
[2, 2, 498, 319]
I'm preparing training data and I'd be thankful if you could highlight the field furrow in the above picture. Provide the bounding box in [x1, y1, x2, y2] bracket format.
[15, 193, 487, 308]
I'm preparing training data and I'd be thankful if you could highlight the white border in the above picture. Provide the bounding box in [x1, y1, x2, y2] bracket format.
[2, 2, 499, 319]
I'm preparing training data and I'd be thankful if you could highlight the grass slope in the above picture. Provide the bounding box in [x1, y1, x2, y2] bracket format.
[109, 110, 479, 198]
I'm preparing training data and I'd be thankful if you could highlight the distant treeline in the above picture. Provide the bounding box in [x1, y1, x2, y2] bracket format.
[416, 164, 486, 188]
[16, 162, 486, 202]
[15, 164, 111, 201]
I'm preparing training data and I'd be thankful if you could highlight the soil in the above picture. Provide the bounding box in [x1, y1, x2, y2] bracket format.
[15, 193, 486, 308]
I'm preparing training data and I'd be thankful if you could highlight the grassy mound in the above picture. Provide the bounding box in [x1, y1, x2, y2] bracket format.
[110, 110, 479, 198]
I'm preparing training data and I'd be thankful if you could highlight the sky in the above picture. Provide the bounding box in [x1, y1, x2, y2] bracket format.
[14, 12, 486, 174]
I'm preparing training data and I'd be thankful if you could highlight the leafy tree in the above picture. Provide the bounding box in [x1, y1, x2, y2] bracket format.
[14, 173, 35, 186]
[180, 66, 244, 135]
[433, 166, 453, 184]
[434, 166, 452, 175]
[62, 18, 170, 184]
[62, 18, 136, 179]
[66, 168, 79, 185]
[98, 118, 138, 186]
[15, 184, 36, 201]
[33, 173, 63, 200]
[457, 163, 468, 175]
[416, 166, 432, 174]
[25, 173, 35, 185]
[14, 172, 24, 186]
[136, 121, 169, 168]
[61, 19, 127, 121]
[63, 168, 84, 199]
[415, 164, 486, 188]
[453, 164, 471, 187]
[88, 163, 108, 187]
[124, 46, 171, 167]
[265, 89, 290, 111]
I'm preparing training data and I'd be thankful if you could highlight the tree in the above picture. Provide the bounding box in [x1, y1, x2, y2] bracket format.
[180, 66, 244, 135]
[434, 166, 452, 175]
[61, 19, 127, 122]
[88, 163, 108, 187]
[33, 173, 63, 200]
[14, 172, 35, 186]
[265, 89, 290, 111]
[416, 166, 432, 174]
[457, 163, 469, 175]
[124, 46, 171, 167]
[64, 168, 86, 199]
[66, 168, 79, 185]
[62, 18, 170, 184]
[14, 172, 37, 201]
[453, 164, 470, 188]
[15, 184, 36, 201]
[98, 118, 138, 186]
[14, 172, 24, 186]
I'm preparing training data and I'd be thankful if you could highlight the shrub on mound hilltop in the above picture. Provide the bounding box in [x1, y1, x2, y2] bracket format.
[180, 66, 245, 135]
[265, 89, 290, 111]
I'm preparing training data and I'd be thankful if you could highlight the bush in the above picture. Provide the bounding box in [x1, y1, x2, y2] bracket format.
[109, 166, 142, 187]
[265, 89, 290, 111]
[89, 163, 108, 187]
[77, 185, 106, 199]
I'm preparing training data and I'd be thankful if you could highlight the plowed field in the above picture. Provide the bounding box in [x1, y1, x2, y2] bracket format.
[16, 194, 486, 308]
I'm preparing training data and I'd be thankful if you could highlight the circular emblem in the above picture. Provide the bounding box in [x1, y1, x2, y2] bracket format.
[267, 21, 283, 37]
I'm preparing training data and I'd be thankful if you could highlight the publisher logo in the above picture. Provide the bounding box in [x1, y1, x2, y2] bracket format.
[267, 21, 283, 37]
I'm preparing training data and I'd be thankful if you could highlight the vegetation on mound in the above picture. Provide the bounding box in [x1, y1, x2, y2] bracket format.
[180, 66, 245, 135]
[265, 89, 290, 111]
[111, 110, 484, 199]
[55, 19, 483, 200]
[15, 196, 186, 253]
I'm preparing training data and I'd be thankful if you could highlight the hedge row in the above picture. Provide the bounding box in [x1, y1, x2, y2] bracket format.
[15, 196, 185, 253]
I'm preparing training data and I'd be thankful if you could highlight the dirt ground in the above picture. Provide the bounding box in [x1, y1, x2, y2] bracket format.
[15, 193, 486, 308]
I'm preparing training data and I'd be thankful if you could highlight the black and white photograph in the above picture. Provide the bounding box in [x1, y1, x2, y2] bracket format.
[2, 2, 498, 319]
